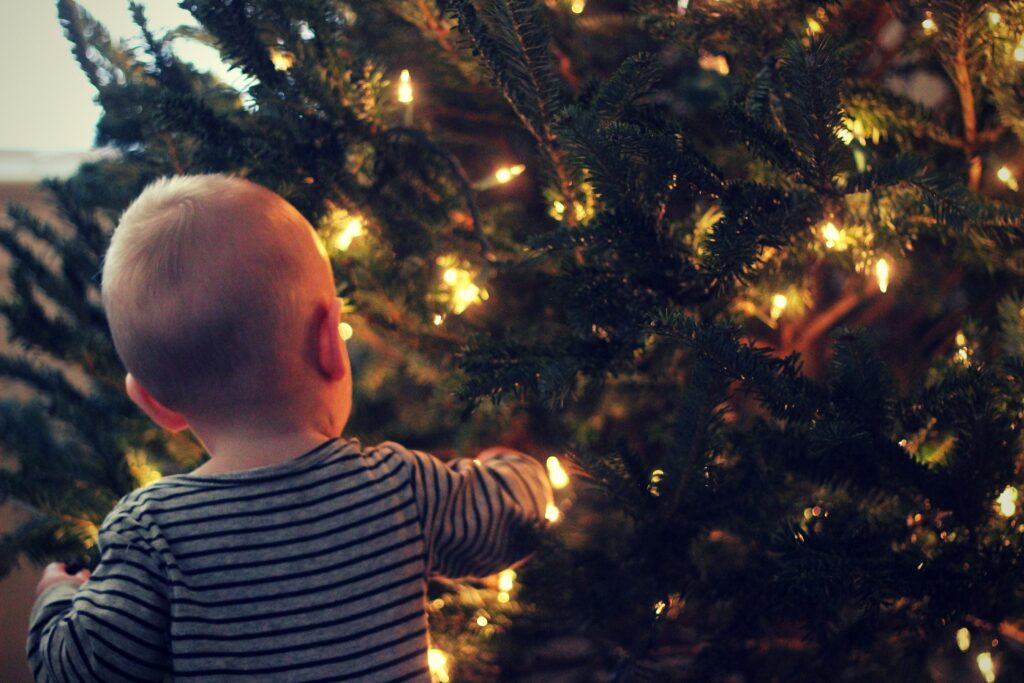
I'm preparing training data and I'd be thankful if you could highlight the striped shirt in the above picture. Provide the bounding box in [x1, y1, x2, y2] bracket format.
[27, 438, 551, 682]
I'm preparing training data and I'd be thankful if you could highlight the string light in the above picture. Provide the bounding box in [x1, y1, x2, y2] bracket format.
[954, 330, 971, 365]
[875, 258, 890, 294]
[332, 213, 365, 251]
[125, 450, 162, 487]
[957, 627, 971, 652]
[432, 314, 444, 326]
[997, 165, 1018, 191]
[1015, 41, 1024, 62]
[677, 0, 689, 14]
[770, 293, 788, 320]
[436, 256, 488, 314]
[570, 0, 585, 13]
[921, 12, 937, 34]
[977, 652, 996, 683]
[654, 600, 667, 616]
[997, 485, 1018, 517]
[545, 503, 561, 522]
[497, 591, 511, 604]
[428, 648, 451, 683]
[698, 50, 730, 76]
[546, 456, 570, 489]
[497, 569, 516, 593]
[989, 11, 1001, 26]
[476, 614, 489, 627]
[495, 164, 526, 184]
[648, 469, 665, 497]
[398, 69, 414, 104]
[270, 48, 294, 71]
[339, 322, 354, 341]
[806, 16, 824, 34]
[820, 220, 843, 249]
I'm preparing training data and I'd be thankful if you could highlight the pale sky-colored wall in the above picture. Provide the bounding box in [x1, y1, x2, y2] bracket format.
[0, 0, 226, 152]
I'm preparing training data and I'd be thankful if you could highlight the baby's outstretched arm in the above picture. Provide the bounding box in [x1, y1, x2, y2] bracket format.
[27, 514, 170, 682]
[396, 444, 553, 578]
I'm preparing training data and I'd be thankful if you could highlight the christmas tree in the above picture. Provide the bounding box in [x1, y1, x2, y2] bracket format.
[4, 0, 1024, 679]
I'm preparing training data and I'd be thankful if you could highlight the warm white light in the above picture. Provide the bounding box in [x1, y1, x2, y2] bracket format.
[497, 569, 516, 593]
[437, 257, 488, 314]
[494, 164, 525, 184]
[1016, 44, 1024, 62]
[546, 456, 570, 489]
[428, 648, 450, 683]
[571, 0, 586, 14]
[333, 215, 365, 251]
[677, 0, 689, 13]
[921, 15, 937, 34]
[977, 652, 995, 683]
[432, 314, 444, 326]
[806, 17, 823, 34]
[770, 293, 788, 320]
[989, 12, 1001, 26]
[957, 627, 971, 652]
[270, 49, 294, 71]
[821, 221, 842, 249]
[875, 258, 890, 294]
[476, 615, 489, 627]
[496, 591, 510, 603]
[998, 165, 1018, 191]
[398, 69, 414, 104]
[698, 50, 730, 76]
[648, 469, 665, 497]
[654, 600, 666, 616]
[998, 485, 1018, 517]
[338, 322, 354, 341]
[545, 503, 561, 522]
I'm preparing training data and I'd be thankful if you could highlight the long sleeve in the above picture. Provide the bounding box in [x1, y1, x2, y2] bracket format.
[398, 445, 553, 579]
[27, 515, 171, 682]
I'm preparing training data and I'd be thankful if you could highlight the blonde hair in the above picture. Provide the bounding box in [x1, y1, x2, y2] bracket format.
[102, 174, 332, 417]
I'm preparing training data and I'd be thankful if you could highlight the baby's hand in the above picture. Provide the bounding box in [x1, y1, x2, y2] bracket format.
[35, 563, 91, 597]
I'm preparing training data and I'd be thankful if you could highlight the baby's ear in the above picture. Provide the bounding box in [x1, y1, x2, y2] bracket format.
[315, 298, 348, 381]
[125, 374, 189, 432]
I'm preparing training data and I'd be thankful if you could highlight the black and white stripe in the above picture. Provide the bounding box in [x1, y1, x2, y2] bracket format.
[28, 439, 551, 682]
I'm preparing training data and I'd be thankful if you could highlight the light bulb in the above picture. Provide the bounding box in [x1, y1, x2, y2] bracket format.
[770, 293, 788, 320]
[546, 456, 570, 489]
[875, 258, 890, 294]
[398, 69, 414, 104]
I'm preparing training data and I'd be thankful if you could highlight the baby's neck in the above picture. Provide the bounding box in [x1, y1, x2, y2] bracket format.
[190, 425, 341, 476]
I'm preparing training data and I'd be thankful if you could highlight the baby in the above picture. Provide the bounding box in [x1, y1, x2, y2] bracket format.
[27, 174, 552, 682]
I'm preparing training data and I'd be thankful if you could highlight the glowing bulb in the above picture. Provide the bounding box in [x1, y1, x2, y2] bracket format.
[977, 652, 995, 683]
[339, 322, 354, 341]
[820, 221, 842, 249]
[955, 330, 967, 348]
[677, 0, 689, 13]
[497, 591, 510, 604]
[698, 50, 730, 76]
[1016, 44, 1024, 62]
[398, 69, 414, 104]
[770, 293, 788, 320]
[989, 12, 1001, 26]
[806, 17, 823, 34]
[571, 0, 585, 13]
[494, 164, 525, 184]
[443, 268, 458, 285]
[921, 14, 937, 34]
[432, 314, 444, 326]
[545, 503, 561, 522]
[875, 258, 890, 294]
[654, 600, 667, 616]
[546, 456, 570, 489]
[648, 469, 665, 497]
[270, 49, 294, 70]
[957, 627, 971, 652]
[437, 257, 487, 314]
[998, 166, 1018, 191]
[497, 569, 516, 593]
[428, 648, 451, 683]
[476, 615, 489, 627]
[333, 215, 365, 251]
[997, 485, 1018, 517]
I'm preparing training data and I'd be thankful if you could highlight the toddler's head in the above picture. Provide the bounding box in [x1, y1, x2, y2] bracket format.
[102, 174, 348, 432]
